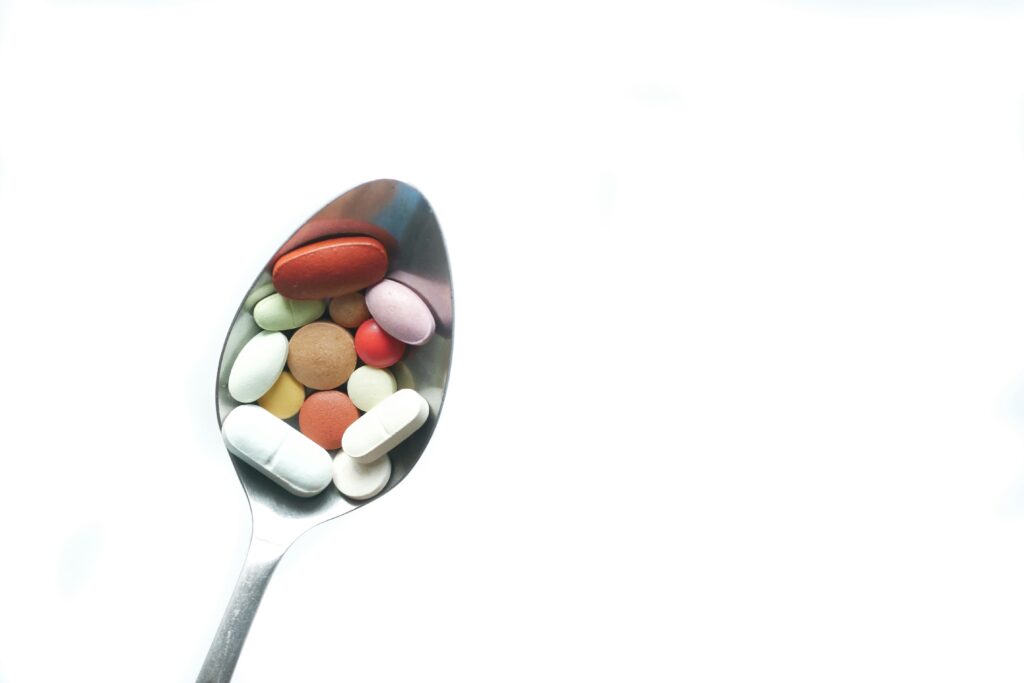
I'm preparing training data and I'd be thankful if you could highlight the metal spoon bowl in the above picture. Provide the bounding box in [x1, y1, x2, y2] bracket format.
[198, 179, 453, 683]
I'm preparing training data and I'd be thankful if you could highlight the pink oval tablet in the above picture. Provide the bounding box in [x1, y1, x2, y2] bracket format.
[364, 279, 436, 346]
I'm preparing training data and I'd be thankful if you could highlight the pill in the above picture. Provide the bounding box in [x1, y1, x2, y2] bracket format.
[341, 388, 429, 464]
[333, 452, 392, 500]
[287, 321, 357, 390]
[222, 404, 333, 497]
[228, 330, 289, 403]
[254, 293, 326, 331]
[354, 319, 406, 368]
[328, 292, 371, 328]
[257, 370, 305, 419]
[365, 279, 436, 346]
[243, 281, 277, 312]
[273, 217, 399, 263]
[299, 391, 360, 450]
[272, 236, 388, 300]
[346, 366, 397, 412]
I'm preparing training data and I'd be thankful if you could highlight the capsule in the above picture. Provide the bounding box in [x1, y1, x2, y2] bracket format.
[221, 405, 333, 497]
[341, 389, 429, 464]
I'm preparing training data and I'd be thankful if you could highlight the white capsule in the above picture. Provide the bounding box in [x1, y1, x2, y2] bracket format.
[228, 330, 288, 403]
[341, 388, 429, 464]
[333, 452, 392, 500]
[222, 404, 333, 497]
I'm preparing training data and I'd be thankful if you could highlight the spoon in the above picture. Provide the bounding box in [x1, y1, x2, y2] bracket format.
[197, 179, 454, 683]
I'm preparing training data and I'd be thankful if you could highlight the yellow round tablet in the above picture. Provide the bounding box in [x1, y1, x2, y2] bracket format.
[257, 370, 305, 419]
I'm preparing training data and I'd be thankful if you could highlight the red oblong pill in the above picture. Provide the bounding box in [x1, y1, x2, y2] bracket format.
[271, 217, 399, 264]
[354, 319, 406, 368]
[298, 391, 360, 450]
[272, 236, 388, 300]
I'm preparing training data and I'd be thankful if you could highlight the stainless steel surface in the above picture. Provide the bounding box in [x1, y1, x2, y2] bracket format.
[197, 179, 454, 683]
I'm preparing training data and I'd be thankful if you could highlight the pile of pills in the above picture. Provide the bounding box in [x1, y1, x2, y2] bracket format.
[221, 235, 436, 499]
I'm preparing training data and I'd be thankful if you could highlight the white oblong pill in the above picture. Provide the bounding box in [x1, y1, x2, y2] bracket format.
[228, 330, 288, 403]
[341, 388, 429, 464]
[333, 452, 391, 500]
[346, 365, 398, 412]
[222, 405, 333, 497]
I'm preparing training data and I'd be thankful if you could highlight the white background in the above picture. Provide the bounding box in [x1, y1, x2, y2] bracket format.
[2, 0, 1024, 681]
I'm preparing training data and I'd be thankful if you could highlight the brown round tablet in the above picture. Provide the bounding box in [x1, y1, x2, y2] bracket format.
[299, 391, 360, 450]
[287, 321, 357, 390]
[329, 292, 371, 328]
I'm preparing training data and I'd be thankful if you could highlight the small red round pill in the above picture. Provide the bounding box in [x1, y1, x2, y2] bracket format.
[354, 319, 406, 368]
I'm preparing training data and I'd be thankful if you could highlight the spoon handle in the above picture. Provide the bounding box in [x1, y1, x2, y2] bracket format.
[197, 536, 288, 683]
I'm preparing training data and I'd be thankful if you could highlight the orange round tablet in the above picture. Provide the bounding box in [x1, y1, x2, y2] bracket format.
[299, 391, 360, 450]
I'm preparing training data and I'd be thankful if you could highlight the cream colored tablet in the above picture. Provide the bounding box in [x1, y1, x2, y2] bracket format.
[243, 281, 277, 312]
[346, 365, 397, 412]
[341, 389, 429, 464]
[333, 452, 391, 500]
[222, 404, 333, 497]
[254, 293, 326, 331]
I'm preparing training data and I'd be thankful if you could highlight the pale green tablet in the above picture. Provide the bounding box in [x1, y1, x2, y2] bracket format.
[253, 293, 326, 331]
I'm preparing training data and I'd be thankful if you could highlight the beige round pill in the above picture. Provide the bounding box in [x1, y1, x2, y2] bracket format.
[287, 321, 357, 390]
[347, 365, 397, 411]
[328, 292, 371, 328]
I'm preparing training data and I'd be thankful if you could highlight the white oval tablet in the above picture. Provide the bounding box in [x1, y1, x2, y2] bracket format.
[333, 452, 391, 500]
[346, 366, 398, 412]
[228, 330, 288, 403]
[222, 404, 333, 497]
[341, 388, 429, 464]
